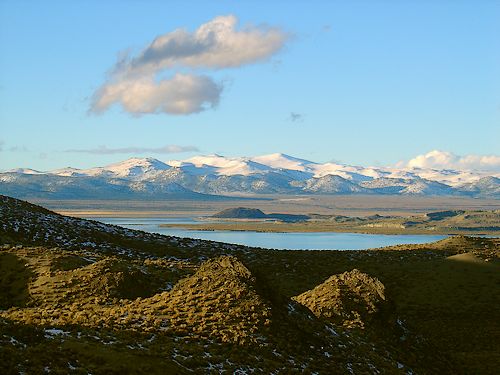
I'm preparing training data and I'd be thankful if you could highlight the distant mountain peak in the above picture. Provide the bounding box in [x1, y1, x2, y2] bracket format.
[106, 156, 166, 166]
[6, 168, 44, 175]
[2, 152, 499, 199]
[255, 152, 315, 163]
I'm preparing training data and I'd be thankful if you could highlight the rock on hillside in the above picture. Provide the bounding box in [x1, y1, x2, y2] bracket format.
[293, 269, 386, 329]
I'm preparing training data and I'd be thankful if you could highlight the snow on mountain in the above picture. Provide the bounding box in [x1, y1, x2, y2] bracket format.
[403, 167, 492, 186]
[0, 171, 222, 200]
[251, 153, 316, 172]
[301, 175, 368, 194]
[457, 176, 500, 198]
[51, 167, 89, 177]
[2, 153, 498, 199]
[51, 157, 171, 179]
[10, 154, 498, 185]
[98, 157, 171, 178]
[51, 153, 491, 185]
[175, 153, 381, 182]
[6, 168, 44, 175]
[169, 154, 273, 176]
[311, 163, 377, 182]
[360, 177, 457, 196]
[399, 179, 457, 196]
[250, 154, 389, 182]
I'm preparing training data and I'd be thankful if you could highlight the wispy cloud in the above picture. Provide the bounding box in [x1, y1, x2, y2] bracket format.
[0, 143, 30, 152]
[91, 15, 289, 116]
[65, 144, 199, 155]
[288, 112, 304, 122]
[9, 145, 29, 152]
[322, 24, 332, 33]
[401, 150, 500, 172]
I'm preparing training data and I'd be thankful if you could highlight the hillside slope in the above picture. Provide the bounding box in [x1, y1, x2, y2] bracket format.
[1, 195, 499, 374]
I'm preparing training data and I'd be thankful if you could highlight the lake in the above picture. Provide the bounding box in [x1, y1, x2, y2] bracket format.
[89, 217, 448, 250]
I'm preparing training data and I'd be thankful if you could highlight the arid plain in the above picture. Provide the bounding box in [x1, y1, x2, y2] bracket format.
[39, 195, 500, 218]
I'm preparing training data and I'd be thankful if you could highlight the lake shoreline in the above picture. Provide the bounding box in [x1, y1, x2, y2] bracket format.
[87, 216, 449, 251]
[158, 222, 500, 236]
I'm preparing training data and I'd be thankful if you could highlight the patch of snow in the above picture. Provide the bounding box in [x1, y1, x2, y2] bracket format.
[325, 324, 339, 336]
[44, 328, 70, 338]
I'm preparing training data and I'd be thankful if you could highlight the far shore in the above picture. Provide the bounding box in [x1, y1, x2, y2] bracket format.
[34, 195, 500, 219]
[54, 210, 203, 218]
[158, 222, 500, 236]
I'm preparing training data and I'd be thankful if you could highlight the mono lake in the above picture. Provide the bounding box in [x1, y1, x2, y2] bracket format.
[89, 217, 448, 250]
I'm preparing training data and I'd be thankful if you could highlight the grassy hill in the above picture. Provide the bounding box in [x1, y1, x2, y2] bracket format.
[1, 194, 499, 374]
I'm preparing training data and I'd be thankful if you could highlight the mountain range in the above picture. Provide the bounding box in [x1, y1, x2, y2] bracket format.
[1, 153, 499, 199]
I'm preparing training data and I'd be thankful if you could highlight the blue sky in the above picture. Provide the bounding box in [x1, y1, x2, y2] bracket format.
[0, 0, 499, 171]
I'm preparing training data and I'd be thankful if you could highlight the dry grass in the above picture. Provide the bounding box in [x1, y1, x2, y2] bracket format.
[1, 195, 500, 374]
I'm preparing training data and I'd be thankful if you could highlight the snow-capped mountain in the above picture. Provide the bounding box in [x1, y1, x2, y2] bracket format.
[1, 153, 499, 199]
[359, 177, 458, 196]
[50, 157, 171, 179]
[6, 168, 45, 175]
[300, 175, 369, 194]
[251, 153, 316, 174]
[168, 154, 274, 176]
[457, 176, 500, 198]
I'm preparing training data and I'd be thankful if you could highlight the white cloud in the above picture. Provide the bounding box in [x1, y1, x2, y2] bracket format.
[91, 74, 222, 115]
[91, 15, 288, 116]
[404, 150, 500, 172]
[65, 144, 199, 155]
[119, 15, 288, 76]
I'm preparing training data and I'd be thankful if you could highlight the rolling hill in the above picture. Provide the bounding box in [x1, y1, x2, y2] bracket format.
[0, 194, 499, 373]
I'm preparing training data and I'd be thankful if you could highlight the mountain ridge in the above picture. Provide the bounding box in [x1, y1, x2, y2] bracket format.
[2, 153, 499, 199]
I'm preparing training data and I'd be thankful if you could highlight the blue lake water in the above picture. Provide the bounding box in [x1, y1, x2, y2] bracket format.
[90, 217, 447, 251]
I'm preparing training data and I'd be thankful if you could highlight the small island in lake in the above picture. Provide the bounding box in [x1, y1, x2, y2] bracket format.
[210, 207, 311, 222]
[162, 208, 500, 235]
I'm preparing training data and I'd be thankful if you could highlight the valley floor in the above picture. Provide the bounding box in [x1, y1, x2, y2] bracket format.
[35, 195, 500, 218]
